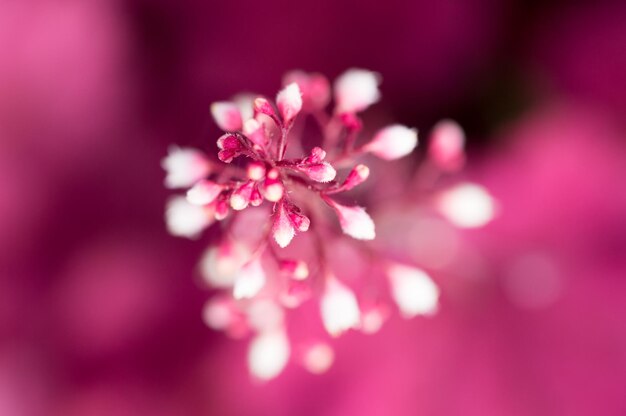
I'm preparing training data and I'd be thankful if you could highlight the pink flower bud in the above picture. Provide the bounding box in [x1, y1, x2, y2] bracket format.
[233, 258, 266, 300]
[230, 181, 255, 211]
[276, 82, 302, 126]
[297, 162, 337, 183]
[339, 112, 362, 132]
[288, 209, 310, 232]
[324, 197, 375, 240]
[364, 124, 418, 160]
[165, 196, 214, 238]
[215, 198, 230, 220]
[334, 68, 381, 113]
[428, 119, 466, 171]
[247, 161, 266, 181]
[283, 70, 331, 110]
[320, 275, 361, 337]
[262, 170, 284, 202]
[249, 185, 263, 207]
[243, 118, 269, 147]
[186, 180, 223, 205]
[210, 101, 243, 131]
[272, 202, 295, 248]
[387, 264, 439, 317]
[279, 260, 309, 280]
[161, 146, 211, 189]
[217, 134, 243, 163]
[253, 97, 277, 119]
[247, 328, 290, 381]
[340, 164, 370, 192]
[308, 147, 327, 162]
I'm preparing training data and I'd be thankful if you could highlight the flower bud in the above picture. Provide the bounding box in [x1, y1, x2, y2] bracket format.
[248, 328, 290, 381]
[283, 70, 331, 110]
[279, 260, 309, 280]
[215, 198, 230, 220]
[211, 101, 243, 132]
[428, 119, 466, 171]
[162, 146, 211, 189]
[334, 68, 381, 114]
[247, 161, 266, 181]
[165, 196, 214, 238]
[320, 275, 360, 337]
[340, 164, 369, 192]
[272, 202, 295, 248]
[364, 124, 418, 160]
[233, 258, 266, 300]
[296, 162, 337, 183]
[387, 264, 439, 317]
[186, 180, 223, 205]
[262, 170, 284, 202]
[276, 82, 302, 126]
[217, 134, 243, 163]
[324, 198, 375, 240]
[249, 185, 263, 207]
[253, 97, 277, 119]
[230, 181, 255, 211]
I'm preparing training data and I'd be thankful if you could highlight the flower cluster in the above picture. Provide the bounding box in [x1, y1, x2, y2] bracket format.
[162, 69, 490, 380]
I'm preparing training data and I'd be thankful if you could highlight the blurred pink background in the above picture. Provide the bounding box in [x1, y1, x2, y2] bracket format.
[1, 0, 625, 415]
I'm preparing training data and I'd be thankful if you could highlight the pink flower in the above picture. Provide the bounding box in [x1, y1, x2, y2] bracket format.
[161, 70, 478, 380]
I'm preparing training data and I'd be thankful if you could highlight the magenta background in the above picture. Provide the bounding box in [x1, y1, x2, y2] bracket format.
[1, 0, 625, 415]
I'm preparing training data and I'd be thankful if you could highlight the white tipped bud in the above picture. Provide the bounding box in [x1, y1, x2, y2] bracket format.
[334, 69, 381, 113]
[230, 181, 254, 211]
[436, 182, 497, 228]
[186, 180, 223, 205]
[247, 161, 266, 181]
[428, 119, 465, 171]
[272, 203, 295, 248]
[276, 82, 302, 125]
[233, 259, 266, 300]
[248, 329, 290, 381]
[211, 101, 243, 131]
[365, 125, 418, 160]
[165, 196, 213, 238]
[298, 162, 337, 183]
[325, 198, 375, 240]
[387, 264, 439, 317]
[161, 146, 211, 189]
[320, 276, 361, 337]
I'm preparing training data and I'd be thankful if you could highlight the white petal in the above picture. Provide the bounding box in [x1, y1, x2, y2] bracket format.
[365, 125, 418, 160]
[320, 276, 360, 337]
[210, 101, 243, 131]
[161, 146, 211, 189]
[334, 69, 381, 113]
[233, 259, 266, 299]
[248, 329, 290, 381]
[387, 264, 439, 317]
[165, 196, 213, 238]
[436, 182, 497, 228]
